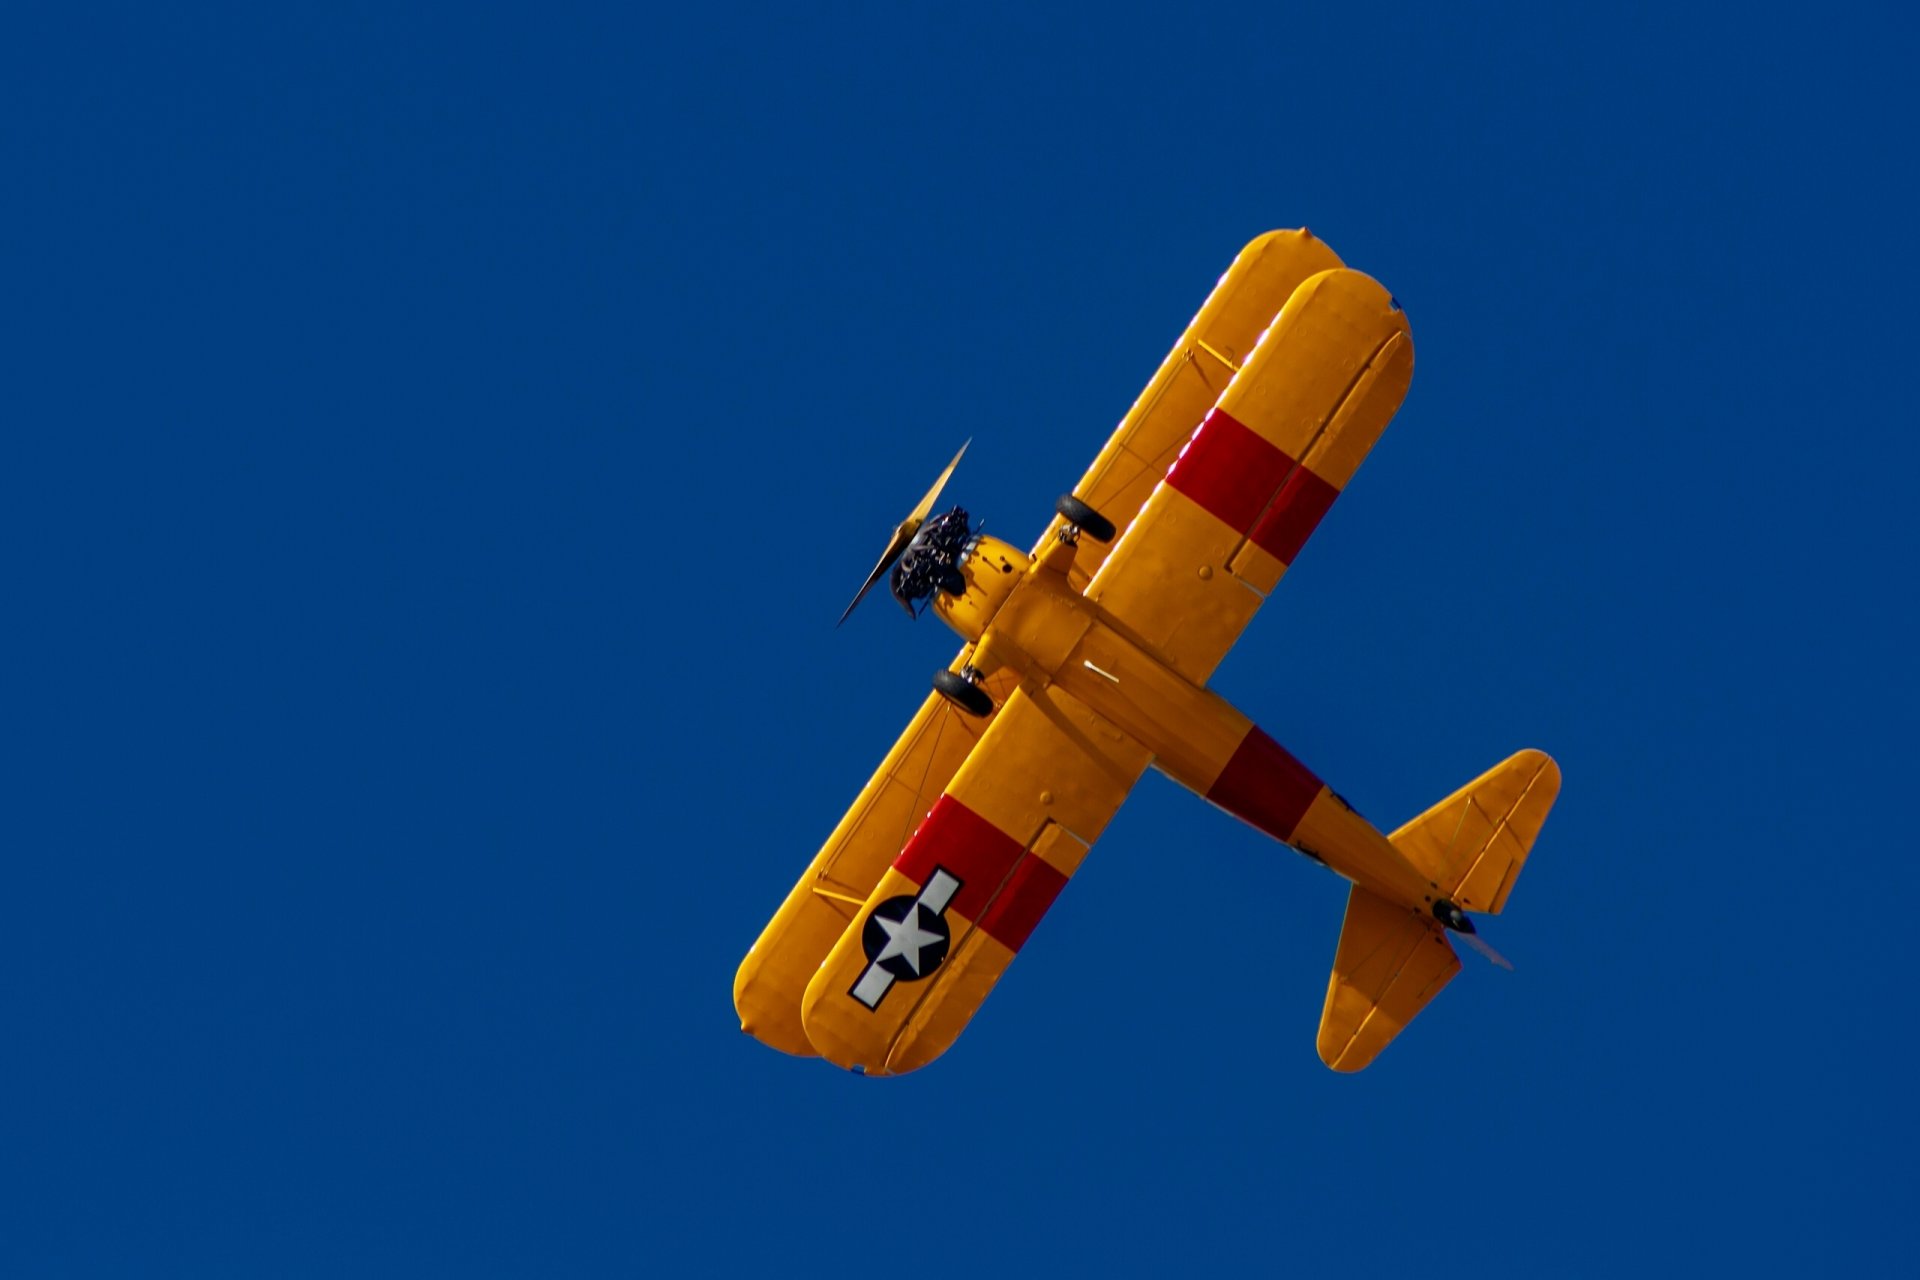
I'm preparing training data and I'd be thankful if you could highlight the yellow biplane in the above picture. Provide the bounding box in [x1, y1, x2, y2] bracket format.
[733, 230, 1561, 1074]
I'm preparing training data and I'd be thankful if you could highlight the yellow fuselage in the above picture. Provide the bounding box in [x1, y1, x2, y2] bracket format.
[933, 533, 1436, 912]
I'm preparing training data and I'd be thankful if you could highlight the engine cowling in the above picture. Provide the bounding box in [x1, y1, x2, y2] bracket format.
[930, 535, 1028, 642]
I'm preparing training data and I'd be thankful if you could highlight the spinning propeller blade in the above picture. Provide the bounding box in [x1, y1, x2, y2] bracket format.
[837, 440, 971, 626]
[906, 439, 969, 525]
[1458, 929, 1514, 971]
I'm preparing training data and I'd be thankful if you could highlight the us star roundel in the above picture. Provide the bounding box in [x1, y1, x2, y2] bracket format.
[849, 868, 962, 1010]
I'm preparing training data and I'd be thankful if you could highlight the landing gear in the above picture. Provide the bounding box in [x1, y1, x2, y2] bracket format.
[932, 667, 993, 718]
[1055, 494, 1116, 544]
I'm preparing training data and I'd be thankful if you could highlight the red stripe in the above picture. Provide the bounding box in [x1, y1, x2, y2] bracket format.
[1164, 407, 1339, 566]
[1204, 727, 1323, 842]
[1165, 408, 1294, 534]
[974, 850, 1067, 952]
[893, 795, 1065, 952]
[1248, 464, 1338, 565]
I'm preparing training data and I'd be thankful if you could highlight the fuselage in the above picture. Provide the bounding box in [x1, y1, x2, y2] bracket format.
[930, 529, 1439, 913]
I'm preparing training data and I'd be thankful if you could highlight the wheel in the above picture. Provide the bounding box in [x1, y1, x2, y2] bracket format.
[1055, 493, 1117, 543]
[932, 668, 993, 717]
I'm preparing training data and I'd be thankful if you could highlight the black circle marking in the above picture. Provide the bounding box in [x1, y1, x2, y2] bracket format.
[861, 894, 952, 981]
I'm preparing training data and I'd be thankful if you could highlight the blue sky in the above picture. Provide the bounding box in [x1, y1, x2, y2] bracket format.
[6, 3, 1915, 1274]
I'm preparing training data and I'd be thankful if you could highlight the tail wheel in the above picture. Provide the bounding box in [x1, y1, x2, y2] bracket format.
[1055, 494, 1117, 543]
[932, 668, 993, 718]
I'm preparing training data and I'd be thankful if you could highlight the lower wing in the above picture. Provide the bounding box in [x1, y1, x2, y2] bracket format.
[800, 682, 1151, 1075]
[733, 650, 1017, 1057]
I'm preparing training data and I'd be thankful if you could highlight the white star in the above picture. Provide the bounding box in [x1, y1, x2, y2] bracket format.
[874, 904, 943, 975]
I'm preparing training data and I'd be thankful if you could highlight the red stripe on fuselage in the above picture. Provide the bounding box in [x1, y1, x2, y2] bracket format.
[1164, 407, 1340, 566]
[894, 795, 1066, 953]
[1205, 727, 1323, 843]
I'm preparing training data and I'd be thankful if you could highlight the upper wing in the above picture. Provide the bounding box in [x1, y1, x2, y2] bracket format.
[1084, 267, 1413, 685]
[798, 682, 1151, 1075]
[1031, 230, 1346, 588]
[733, 650, 1019, 1057]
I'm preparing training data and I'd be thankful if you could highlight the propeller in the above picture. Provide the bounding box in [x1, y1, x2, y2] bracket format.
[837, 439, 970, 626]
[1457, 930, 1514, 971]
[1430, 897, 1513, 971]
[1428, 794, 1514, 970]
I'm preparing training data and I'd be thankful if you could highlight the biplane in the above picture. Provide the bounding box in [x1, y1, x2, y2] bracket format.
[733, 230, 1561, 1074]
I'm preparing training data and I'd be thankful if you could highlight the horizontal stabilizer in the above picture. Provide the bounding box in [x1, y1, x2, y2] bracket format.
[1318, 885, 1459, 1072]
[1389, 750, 1560, 915]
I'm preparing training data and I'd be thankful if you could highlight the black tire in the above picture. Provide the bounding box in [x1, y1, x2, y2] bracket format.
[932, 669, 993, 718]
[1055, 493, 1117, 543]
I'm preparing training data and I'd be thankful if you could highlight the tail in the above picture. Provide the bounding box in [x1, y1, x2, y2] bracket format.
[1317, 750, 1561, 1071]
[1389, 748, 1561, 914]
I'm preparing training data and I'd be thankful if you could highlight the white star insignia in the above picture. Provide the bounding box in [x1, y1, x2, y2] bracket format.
[874, 905, 942, 975]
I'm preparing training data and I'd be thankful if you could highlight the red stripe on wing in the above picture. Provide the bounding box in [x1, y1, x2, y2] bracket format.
[1165, 408, 1293, 533]
[1249, 464, 1338, 565]
[974, 850, 1067, 952]
[894, 795, 1067, 953]
[1164, 407, 1339, 567]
